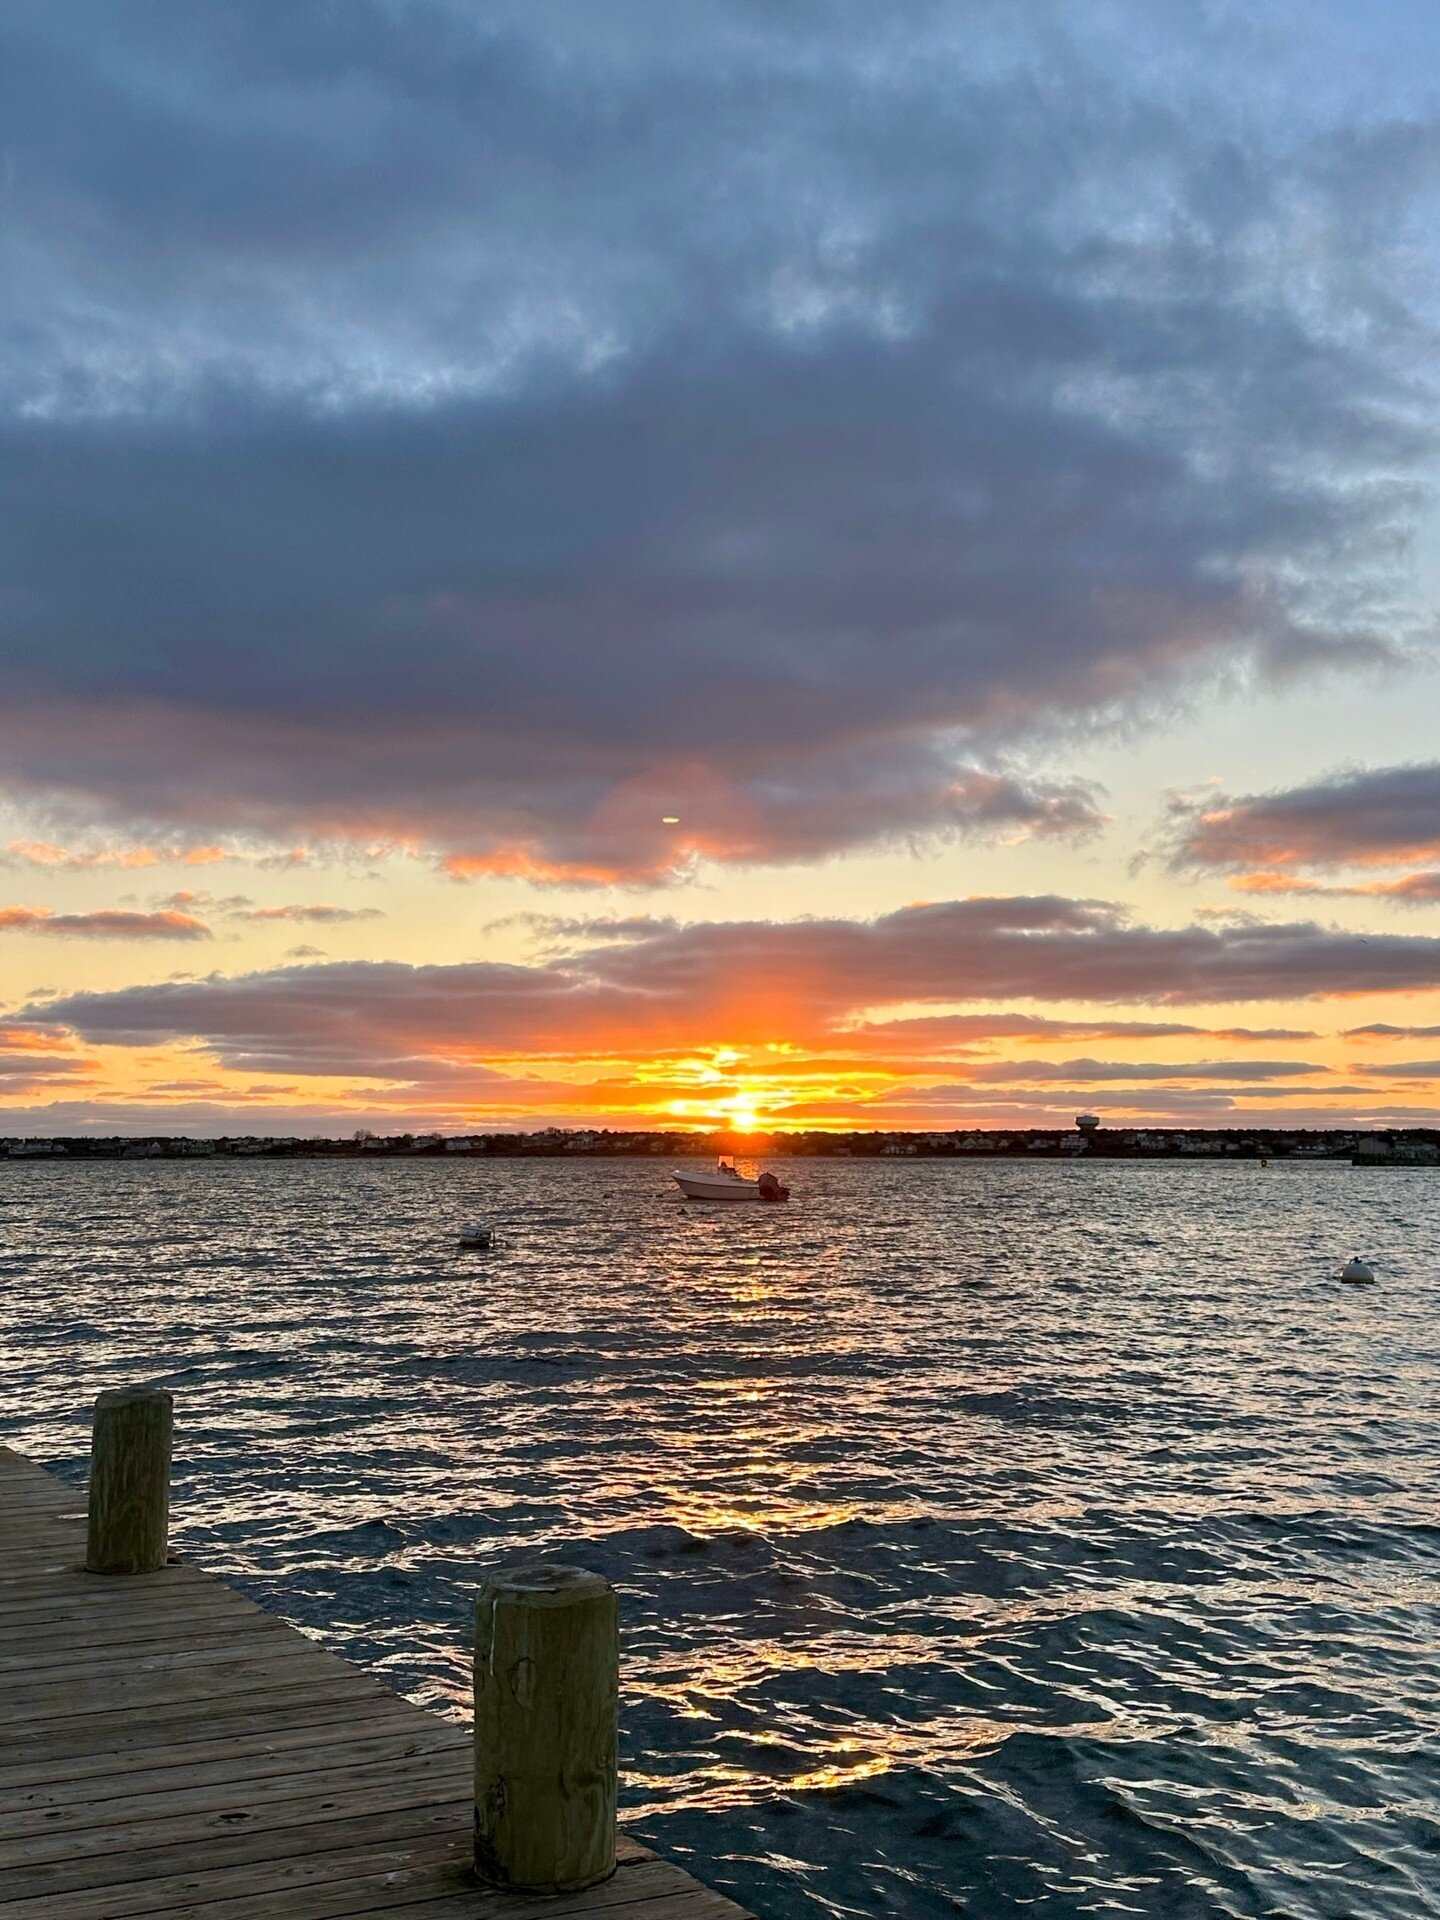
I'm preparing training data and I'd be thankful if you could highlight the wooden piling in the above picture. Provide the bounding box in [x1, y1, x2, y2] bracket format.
[1, 1436, 749, 1920]
[473, 1563, 619, 1893]
[85, 1385, 173, 1575]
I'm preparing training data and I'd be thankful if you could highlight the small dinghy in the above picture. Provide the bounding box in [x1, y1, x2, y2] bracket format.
[672, 1160, 791, 1202]
[458, 1222, 494, 1249]
[1340, 1256, 1375, 1285]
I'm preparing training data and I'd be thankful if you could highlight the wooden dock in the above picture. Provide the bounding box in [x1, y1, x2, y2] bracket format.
[0, 1443, 752, 1920]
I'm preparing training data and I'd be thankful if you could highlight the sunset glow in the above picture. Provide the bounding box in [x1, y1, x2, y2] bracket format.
[3, 5, 1440, 1137]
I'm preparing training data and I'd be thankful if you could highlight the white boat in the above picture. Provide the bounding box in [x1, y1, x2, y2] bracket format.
[672, 1161, 790, 1203]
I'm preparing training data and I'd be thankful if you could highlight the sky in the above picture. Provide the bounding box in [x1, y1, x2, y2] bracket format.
[5, 0, 1440, 1136]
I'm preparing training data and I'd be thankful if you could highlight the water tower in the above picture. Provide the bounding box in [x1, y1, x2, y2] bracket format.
[1076, 1112, 1100, 1136]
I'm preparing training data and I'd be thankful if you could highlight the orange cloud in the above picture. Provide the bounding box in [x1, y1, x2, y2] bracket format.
[1228, 870, 1440, 903]
[1168, 766, 1440, 880]
[1226, 871, 1321, 894]
[0, 906, 211, 939]
[4, 840, 230, 871]
[3, 891, 1436, 1132]
[441, 848, 628, 886]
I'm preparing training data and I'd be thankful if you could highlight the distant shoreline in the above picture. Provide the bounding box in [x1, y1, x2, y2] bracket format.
[2, 1126, 1438, 1163]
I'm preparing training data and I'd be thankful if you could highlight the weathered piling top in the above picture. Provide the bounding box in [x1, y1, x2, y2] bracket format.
[0, 1444, 752, 1920]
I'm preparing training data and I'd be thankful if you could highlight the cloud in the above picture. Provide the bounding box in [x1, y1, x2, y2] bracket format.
[0, 906, 211, 940]
[1342, 1022, 1440, 1040]
[1227, 870, 1440, 904]
[558, 897, 1440, 1015]
[1, 839, 306, 872]
[3, 840, 206, 872]
[0, 1021, 97, 1094]
[878, 1083, 1342, 1109]
[149, 890, 248, 912]
[1167, 764, 1440, 875]
[960, 1057, 1326, 1083]
[5, 1085, 1426, 1135]
[437, 765, 1109, 886]
[1351, 1058, 1440, 1078]
[230, 904, 385, 924]
[0, 1023, 90, 1069]
[1199, 1027, 1321, 1043]
[23, 894, 1440, 1095]
[147, 890, 382, 924]
[862, 1085, 1411, 1126]
[0, 7, 1434, 878]
[843, 1012, 1318, 1046]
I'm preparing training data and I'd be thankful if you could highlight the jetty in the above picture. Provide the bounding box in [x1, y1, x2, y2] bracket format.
[0, 1400, 752, 1920]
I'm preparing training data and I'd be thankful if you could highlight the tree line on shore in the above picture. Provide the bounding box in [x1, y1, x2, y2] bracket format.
[2, 1125, 1438, 1160]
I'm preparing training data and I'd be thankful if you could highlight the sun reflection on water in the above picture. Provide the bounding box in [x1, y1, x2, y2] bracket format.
[0, 1156, 1437, 1920]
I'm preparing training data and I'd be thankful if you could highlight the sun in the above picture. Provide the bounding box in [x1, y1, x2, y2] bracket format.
[720, 1090, 765, 1134]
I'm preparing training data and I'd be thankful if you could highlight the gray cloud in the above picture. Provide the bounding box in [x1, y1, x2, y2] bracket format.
[24, 894, 1440, 1087]
[1223, 871, 1440, 904]
[147, 889, 383, 925]
[961, 1057, 1325, 1083]
[0, 5, 1434, 877]
[230, 904, 385, 925]
[1166, 764, 1440, 874]
[0, 1024, 81, 1059]
[845, 1013, 1318, 1046]
[0, 1020, 96, 1094]
[866, 1085, 1394, 1123]
[0, 906, 211, 940]
[573, 897, 1440, 1012]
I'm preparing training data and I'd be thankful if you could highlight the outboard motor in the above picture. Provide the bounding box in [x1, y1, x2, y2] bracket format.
[757, 1171, 790, 1202]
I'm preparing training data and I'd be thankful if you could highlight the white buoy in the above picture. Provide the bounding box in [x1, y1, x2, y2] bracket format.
[1340, 1256, 1375, 1285]
[458, 1222, 494, 1249]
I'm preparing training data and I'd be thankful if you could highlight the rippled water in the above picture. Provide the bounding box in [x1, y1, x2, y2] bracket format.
[1, 1157, 1438, 1918]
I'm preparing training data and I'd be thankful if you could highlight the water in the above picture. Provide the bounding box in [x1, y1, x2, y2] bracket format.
[1, 1157, 1437, 1919]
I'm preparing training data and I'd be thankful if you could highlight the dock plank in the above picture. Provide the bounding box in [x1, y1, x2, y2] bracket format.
[1, 1679, 413, 1766]
[0, 1448, 754, 1920]
[0, 1721, 470, 1818]
[0, 1754, 475, 1875]
[0, 1579, 263, 1619]
[1, 1635, 367, 1724]
[79, 1856, 711, 1920]
[0, 1611, 291, 1668]
[0, 1746, 473, 1853]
